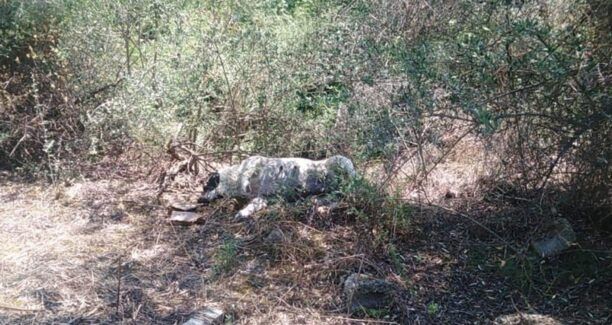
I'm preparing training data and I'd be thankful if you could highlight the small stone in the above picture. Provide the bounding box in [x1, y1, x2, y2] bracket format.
[494, 313, 561, 325]
[163, 194, 199, 211]
[159, 193, 199, 211]
[532, 218, 576, 258]
[343, 273, 395, 313]
[169, 211, 203, 224]
[312, 197, 340, 217]
[170, 201, 199, 211]
[240, 258, 264, 275]
[109, 209, 125, 221]
[183, 305, 224, 325]
[264, 228, 285, 245]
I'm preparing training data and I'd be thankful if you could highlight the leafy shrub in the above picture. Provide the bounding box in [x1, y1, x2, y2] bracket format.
[354, 0, 610, 221]
[339, 175, 412, 245]
[0, 1, 81, 175]
[3, 0, 609, 225]
[213, 236, 239, 276]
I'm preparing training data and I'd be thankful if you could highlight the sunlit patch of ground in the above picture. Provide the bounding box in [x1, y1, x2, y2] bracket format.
[0, 178, 357, 324]
[0, 179, 183, 323]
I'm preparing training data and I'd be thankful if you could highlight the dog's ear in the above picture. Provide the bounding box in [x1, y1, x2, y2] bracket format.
[203, 172, 220, 192]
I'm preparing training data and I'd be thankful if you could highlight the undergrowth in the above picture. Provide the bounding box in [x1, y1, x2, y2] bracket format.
[213, 236, 240, 277]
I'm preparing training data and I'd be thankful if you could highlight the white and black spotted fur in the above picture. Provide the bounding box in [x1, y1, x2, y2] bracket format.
[198, 155, 356, 218]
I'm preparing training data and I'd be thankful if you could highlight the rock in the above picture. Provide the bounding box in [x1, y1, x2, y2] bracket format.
[169, 201, 199, 211]
[183, 305, 224, 325]
[169, 211, 203, 224]
[264, 228, 285, 245]
[493, 313, 561, 325]
[343, 273, 395, 313]
[240, 258, 266, 288]
[532, 218, 576, 258]
[161, 194, 199, 211]
[312, 197, 340, 217]
[108, 209, 125, 221]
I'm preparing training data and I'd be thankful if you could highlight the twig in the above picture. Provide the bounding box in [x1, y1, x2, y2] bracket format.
[8, 133, 28, 157]
[538, 109, 609, 193]
[116, 257, 122, 316]
[477, 80, 547, 105]
[74, 78, 124, 105]
[303, 254, 365, 270]
[325, 316, 399, 324]
[430, 204, 522, 255]
[0, 304, 43, 312]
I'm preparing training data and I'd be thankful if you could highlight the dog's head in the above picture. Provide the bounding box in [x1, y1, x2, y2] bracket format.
[198, 172, 221, 204]
[203, 172, 220, 192]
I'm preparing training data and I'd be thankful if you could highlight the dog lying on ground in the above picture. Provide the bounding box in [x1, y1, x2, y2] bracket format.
[198, 155, 356, 219]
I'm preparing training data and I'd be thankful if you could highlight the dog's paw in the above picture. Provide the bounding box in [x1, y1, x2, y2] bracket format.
[234, 211, 250, 222]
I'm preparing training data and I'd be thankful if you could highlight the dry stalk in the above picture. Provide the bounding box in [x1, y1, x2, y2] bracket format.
[0, 304, 44, 312]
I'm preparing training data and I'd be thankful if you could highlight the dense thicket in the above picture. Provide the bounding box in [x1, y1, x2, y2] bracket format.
[1, 0, 609, 223]
[1, 1, 77, 175]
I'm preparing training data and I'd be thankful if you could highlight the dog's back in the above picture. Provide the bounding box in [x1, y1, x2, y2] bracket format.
[215, 155, 355, 199]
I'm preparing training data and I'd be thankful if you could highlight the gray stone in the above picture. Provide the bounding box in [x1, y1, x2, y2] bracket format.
[169, 211, 203, 224]
[343, 273, 395, 313]
[169, 201, 199, 211]
[264, 228, 285, 245]
[312, 197, 340, 217]
[532, 218, 576, 258]
[493, 313, 561, 324]
[183, 305, 224, 325]
[160, 194, 199, 211]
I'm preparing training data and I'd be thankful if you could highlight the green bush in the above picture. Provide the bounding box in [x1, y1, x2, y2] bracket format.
[355, 0, 610, 219]
[339, 175, 412, 244]
[2, 0, 609, 223]
[0, 1, 79, 175]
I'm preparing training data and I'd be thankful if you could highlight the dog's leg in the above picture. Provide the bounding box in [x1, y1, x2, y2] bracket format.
[235, 197, 267, 220]
[197, 189, 220, 204]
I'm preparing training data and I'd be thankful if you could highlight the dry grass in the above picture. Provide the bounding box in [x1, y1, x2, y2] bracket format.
[0, 145, 610, 324]
[0, 176, 377, 324]
[0, 179, 176, 323]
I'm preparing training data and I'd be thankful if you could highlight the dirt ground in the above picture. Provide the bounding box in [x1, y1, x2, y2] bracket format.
[0, 169, 610, 324]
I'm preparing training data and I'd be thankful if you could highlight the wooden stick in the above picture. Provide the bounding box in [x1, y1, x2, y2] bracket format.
[0, 304, 43, 312]
[325, 316, 399, 324]
[116, 258, 122, 316]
